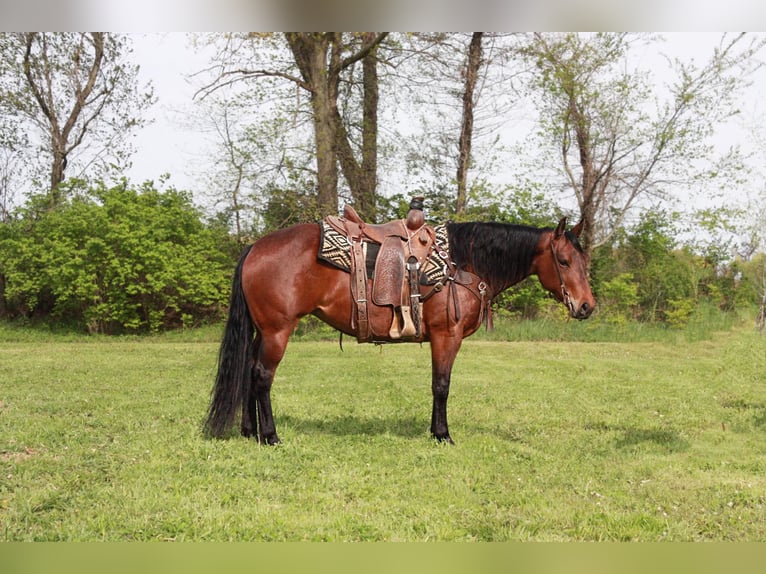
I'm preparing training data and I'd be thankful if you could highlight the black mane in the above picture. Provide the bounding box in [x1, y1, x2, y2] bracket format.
[447, 222, 546, 293]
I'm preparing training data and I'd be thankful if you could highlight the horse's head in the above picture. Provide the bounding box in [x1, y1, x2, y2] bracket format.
[533, 217, 595, 320]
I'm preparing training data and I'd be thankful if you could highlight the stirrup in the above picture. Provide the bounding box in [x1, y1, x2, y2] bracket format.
[389, 309, 402, 338]
[399, 305, 417, 337]
[389, 306, 417, 339]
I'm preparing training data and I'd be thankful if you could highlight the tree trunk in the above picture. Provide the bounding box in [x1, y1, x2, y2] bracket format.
[310, 81, 340, 216]
[231, 169, 243, 243]
[286, 33, 339, 216]
[456, 33, 483, 216]
[285, 33, 387, 219]
[579, 166, 597, 257]
[50, 147, 66, 203]
[567, 86, 597, 257]
[331, 34, 381, 221]
[358, 32, 379, 222]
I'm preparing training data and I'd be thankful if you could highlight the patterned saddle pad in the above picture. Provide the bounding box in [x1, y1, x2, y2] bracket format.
[318, 221, 450, 285]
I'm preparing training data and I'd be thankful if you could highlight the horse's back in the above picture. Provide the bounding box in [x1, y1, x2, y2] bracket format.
[248, 222, 318, 254]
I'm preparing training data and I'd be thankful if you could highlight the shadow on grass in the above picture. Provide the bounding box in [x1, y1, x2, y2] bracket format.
[197, 414, 428, 441]
[614, 427, 690, 452]
[278, 413, 427, 439]
[585, 421, 690, 453]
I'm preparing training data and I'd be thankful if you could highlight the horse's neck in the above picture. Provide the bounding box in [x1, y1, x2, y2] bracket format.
[481, 236, 542, 296]
[491, 266, 534, 297]
[448, 221, 545, 295]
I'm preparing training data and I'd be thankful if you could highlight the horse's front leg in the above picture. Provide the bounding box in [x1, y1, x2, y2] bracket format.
[429, 333, 463, 444]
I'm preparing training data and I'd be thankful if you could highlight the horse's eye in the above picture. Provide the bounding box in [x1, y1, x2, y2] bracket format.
[558, 258, 569, 268]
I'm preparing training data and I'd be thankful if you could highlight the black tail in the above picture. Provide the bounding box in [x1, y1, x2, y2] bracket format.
[204, 245, 255, 438]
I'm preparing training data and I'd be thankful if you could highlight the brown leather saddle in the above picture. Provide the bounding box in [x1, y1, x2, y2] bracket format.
[325, 197, 438, 342]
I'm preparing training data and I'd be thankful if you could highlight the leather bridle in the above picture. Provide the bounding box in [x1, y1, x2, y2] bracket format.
[550, 236, 574, 316]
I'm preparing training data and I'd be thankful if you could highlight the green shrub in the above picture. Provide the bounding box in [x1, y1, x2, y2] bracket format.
[597, 272, 639, 325]
[0, 179, 238, 333]
[663, 297, 696, 328]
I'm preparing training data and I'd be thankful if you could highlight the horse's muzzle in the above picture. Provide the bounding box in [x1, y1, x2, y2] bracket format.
[574, 301, 593, 320]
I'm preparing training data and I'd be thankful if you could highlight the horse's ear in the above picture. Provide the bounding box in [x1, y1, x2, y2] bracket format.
[554, 217, 567, 239]
[571, 218, 585, 238]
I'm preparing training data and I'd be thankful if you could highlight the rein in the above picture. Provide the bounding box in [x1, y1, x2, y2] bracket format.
[549, 236, 574, 316]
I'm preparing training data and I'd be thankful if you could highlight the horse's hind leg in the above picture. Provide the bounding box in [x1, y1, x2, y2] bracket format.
[245, 327, 291, 445]
[241, 332, 261, 439]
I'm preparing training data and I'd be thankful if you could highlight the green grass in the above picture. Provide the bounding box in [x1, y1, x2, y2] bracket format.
[1, 321, 765, 541]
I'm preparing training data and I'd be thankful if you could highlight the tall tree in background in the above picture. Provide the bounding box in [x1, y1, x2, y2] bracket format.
[198, 32, 387, 220]
[455, 32, 483, 215]
[320, 31, 383, 221]
[286, 32, 387, 220]
[0, 33, 154, 203]
[205, 99, 250, 243]
[395, 33, 519, 218]
[192, 85, 319, 240]
[518, 32, 764, 255]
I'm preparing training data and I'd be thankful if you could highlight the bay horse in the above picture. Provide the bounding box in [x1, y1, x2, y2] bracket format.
[205, 216, 594, 445]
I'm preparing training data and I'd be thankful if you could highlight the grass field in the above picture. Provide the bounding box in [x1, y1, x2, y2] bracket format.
[1, 320, 765, 541]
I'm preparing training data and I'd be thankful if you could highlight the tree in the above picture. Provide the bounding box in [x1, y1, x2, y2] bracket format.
[747, 115, 766, 331]
[323, 31, 383, 220]
[197, 32, 387, 220]
[0, 33, 154, 202]
[189, 36, 319, 240]
[212, 101, 249, 242]
[394, 33, 520, 216]
[518, 33, 765, 255]
[194, 94, 259, 244]
[456, 32, 483, 215]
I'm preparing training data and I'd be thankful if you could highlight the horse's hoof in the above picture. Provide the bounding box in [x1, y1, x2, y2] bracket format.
[260, 434, 281, 446]
[433, 434, 455, 445]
